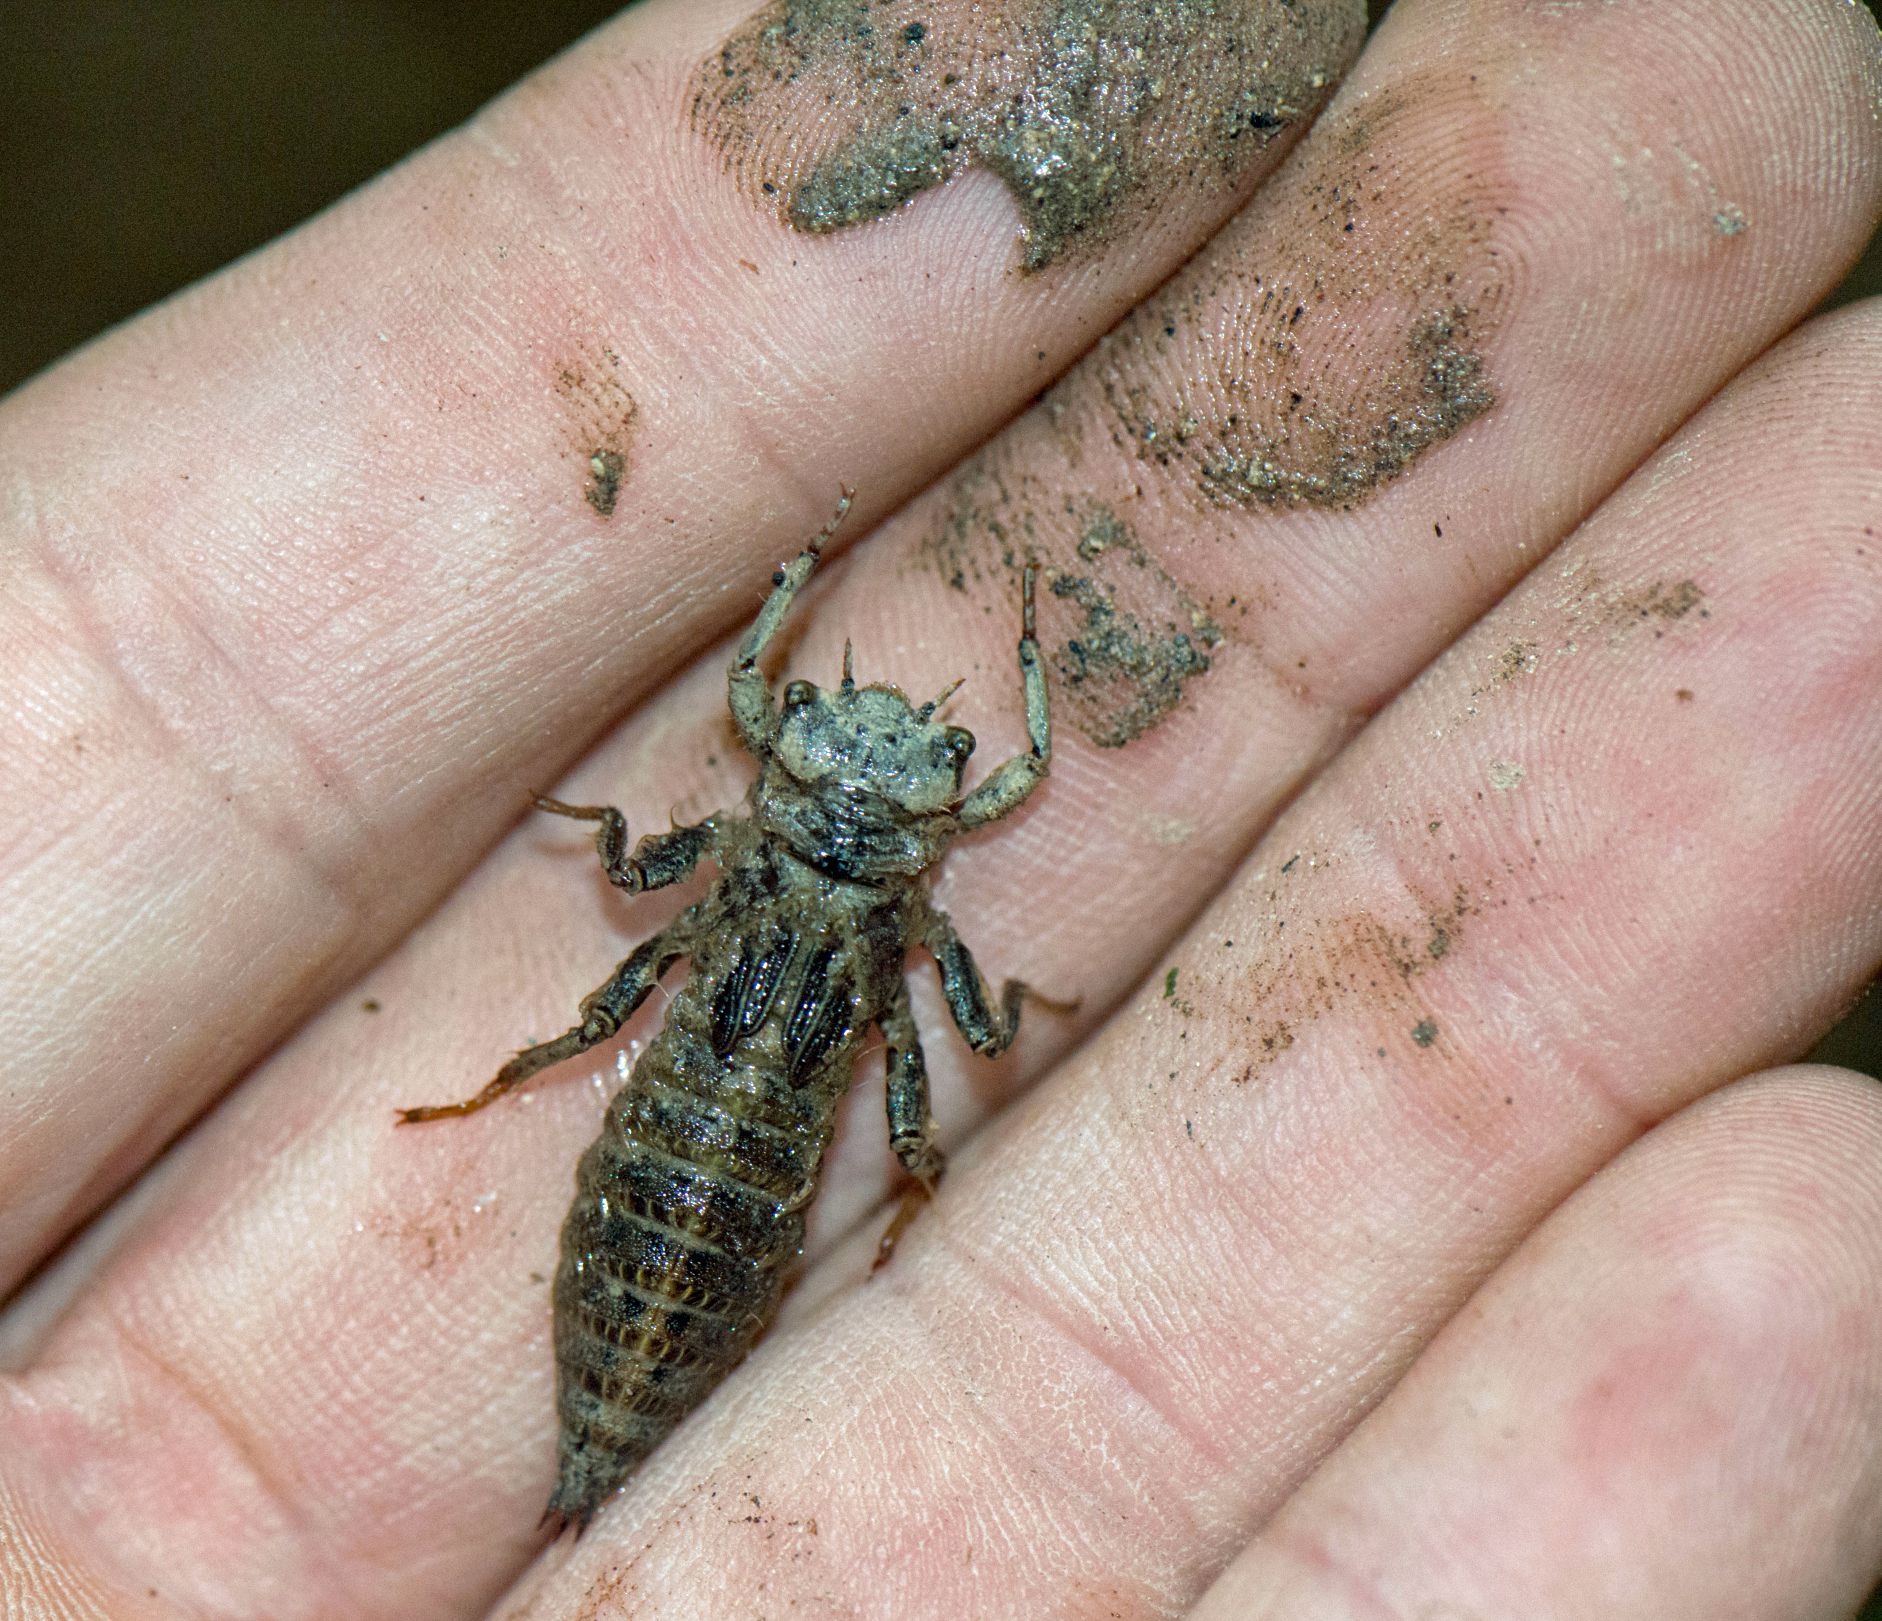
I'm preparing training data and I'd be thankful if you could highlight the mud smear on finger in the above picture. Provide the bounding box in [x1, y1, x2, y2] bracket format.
[693, 0, 1366, 271]
[908, 64, 1511, 748]
[1085, 74, 1510, 510]
[1199, 839, 1491, 1082]
[1049, 502, 1223, 747]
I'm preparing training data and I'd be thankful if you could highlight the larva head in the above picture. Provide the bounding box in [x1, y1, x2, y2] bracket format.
[774, 669, 975, 817]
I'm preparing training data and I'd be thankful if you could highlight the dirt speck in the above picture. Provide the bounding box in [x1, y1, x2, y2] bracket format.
[1257, 1020, 1294, 1058]
[1487, 760, 1525, 792]
[1637, 579, 1704, 621]
[554, 345, 638, 519]
[572, 1561, 639, 1621]
[371, 1193, 472, 1279]
[1496, 641, 1537, 684]
[1411, 1017, 1438, 1046]
[361, 997, 381, 1013]
[694, 0, 1364, 270]
[1560, 566, 1711, 647]
[586, 448, 626, 516]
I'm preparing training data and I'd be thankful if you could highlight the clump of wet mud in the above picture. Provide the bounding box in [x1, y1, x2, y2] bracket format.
[694, 0, 1365, 270]
[922, 476, 1222, 746]
[1051, 572, 1218, 747]
[1078, 75, 1508, 511]
[1050, 502, 1222, 745]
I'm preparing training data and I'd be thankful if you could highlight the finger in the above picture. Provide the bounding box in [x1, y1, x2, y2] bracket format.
[0, 0, 1363, 1289]
[1189, 1067, 1882, 1619]
[490, 298, 1882, 1613]
[4, 0, 1874, 1610]
[734, 0, 1882, 1252]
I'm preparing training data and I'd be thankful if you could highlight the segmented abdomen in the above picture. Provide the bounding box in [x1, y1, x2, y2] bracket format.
[545, 924, 865, 1530]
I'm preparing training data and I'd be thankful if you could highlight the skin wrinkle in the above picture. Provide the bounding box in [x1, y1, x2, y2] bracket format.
[19, 519, 372, 935]
[0, 1535, 120, 1621]
[1472, 895, 1744, 1155]
[715, 1219, 1204, 1611]
[1348, 823, 1670, 1148]
[1259, 1517, 1407, 1621]
[929, 1213, 1238, 1485]
[36, 1314, 356, 1620]
[1190, 1074, 1882, 1617]
[0, 542, 366, 1259]
[952, 1028, 1324, 1429]
[841, 1255, 1217, 1618]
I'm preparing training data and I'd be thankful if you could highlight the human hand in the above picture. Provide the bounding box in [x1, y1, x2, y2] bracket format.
[3, 0, 1880, 1615]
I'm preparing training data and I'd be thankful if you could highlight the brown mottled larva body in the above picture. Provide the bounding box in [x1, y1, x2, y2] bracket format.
[399, 498, 1052, 1534]
[548, 822, 910, 1523]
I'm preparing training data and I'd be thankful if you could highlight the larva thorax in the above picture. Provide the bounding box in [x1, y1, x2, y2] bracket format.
[606, 842, 914, 1231]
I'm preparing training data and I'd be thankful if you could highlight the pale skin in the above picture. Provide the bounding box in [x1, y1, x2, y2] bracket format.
[1, 0, 1881, 1615]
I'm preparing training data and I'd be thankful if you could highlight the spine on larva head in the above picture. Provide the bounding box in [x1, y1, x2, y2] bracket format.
[544, 956, 860, 1533]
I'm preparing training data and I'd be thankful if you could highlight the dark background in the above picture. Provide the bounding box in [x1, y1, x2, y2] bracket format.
[2, 0, 1879, 1603]
[4, 0, 1879, 391]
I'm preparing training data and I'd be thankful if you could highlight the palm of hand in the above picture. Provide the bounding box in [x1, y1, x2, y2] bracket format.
[2, 0, 1881, 1616]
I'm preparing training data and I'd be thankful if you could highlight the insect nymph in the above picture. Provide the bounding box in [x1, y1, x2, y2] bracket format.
[398, 497, 1051, 1534]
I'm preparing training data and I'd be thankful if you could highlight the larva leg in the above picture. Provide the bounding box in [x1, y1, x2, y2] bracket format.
[396, 929, 686, 1123]
[884, 980, 943, 1188]
[957, 563, 1050, 830]
[925, 909, 1031, 1059]
[530, 796, 716, 894]
[728, 488, 852, 756]
[874, 981, 945, 1271]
